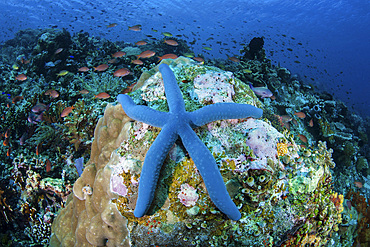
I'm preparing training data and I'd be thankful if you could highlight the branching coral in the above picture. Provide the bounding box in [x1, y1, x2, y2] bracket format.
[74, 71, 128, 98]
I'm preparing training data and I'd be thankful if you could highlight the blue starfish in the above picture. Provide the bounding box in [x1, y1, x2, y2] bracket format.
[117, 63, 262, 221]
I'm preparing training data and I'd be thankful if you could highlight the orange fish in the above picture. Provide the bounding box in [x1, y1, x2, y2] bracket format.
[128, 24, 142, 31]
[164, 40, 178, 46]
[132, 59, 144, 65]
[135, 41, 147, 46]
[354, 181, 363, 188]
[107, 23, 118, 28]
[298, 134, 308, 143]
[21, 58, 31, 64]
[94, 64, 109, 72]
[45, 89, 59, 98]
[137, 50, 156, 59]
[122, 82, 137, 94]
[95, 92, 110, 99]
[228, 56, 240, 63]
[108, 59, 118, 64]
[15, 74, 27, 81]
[54, 48, 63, 54]
[61, 106, 74, 117]
[6, 147, 11, 157]
[12, 95, 23, 103]
[36, 143, 42, 155]
[294, 112, 306, 119]
[78, 67, 89, 72]
[45, 159, 52, 172]
[113, 68, 130, 77]
[193, 57, 205, 63]
[79, 89, 89, 94]
[157, 53, 178, 62]
[112, 51, 126, 58]
[3, 138, 9, 146]
[309, 119, 314, 127]
[5, 129, 10, 138]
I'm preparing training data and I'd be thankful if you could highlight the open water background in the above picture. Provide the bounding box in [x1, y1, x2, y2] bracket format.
[0, 0, 369, 116]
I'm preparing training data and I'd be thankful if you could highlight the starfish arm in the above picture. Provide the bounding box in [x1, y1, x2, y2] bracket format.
[188, 103, 263, 127]
[178, 124, 241, 221]
[117, 94, 169, 127]
[134, 123, 178, 217]
[159, 63, 186, 113]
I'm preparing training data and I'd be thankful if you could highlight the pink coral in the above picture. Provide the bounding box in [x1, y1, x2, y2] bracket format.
[244, 119, 282, 162]
[111, 173, 128, 197]
[178, 183, 199, 207]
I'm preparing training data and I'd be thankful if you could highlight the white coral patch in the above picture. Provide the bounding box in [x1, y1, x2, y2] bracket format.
[178, 183, 199, 207]
[193, 71, 235, 104]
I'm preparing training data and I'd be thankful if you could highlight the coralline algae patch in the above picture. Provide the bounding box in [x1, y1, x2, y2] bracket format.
[109, 62, 344, 246]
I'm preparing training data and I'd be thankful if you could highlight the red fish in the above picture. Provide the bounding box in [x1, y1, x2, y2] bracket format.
[354, 181, 363, 188]
[61, 106, 74, 117]
[128, 25, 142, 31]
[193, 57, 204, 63]
[164, 40, 178, 46]
[79, 89, 89, 94]
[5, 129, 10, 138]
[54, 48, 63, 54]
[32, 103, 48, 113]
[228, 56, 240, 63]
[78, 67, 89, 72]
[132, 59, 143, 65]
[36, 143, 42, 155]
[137, 50, 156, 59]
[294, 112, 306, 119]
[157, 54, 178, 62]
[113, 68, 130, 77]
[15, 74, 27, 81]
[46, 159, 52, 172]
[3, 138, 9, 146]
[95, 92, 110, 99]
[135, 41, 147, 46]
[298, 134, 308, 143]
[12, 95, 23, 103]
[122, 82, 137, 94]
[309, 119, 314, 127]
[45, 89, 59, 98]
[112, 51, 126, 58]
[108, 59, 118, 64]
[94, 64, 109, 72]
[107, 23, 118, 28]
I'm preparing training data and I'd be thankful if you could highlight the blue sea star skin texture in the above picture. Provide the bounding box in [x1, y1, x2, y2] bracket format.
[117, 63, 263, 221]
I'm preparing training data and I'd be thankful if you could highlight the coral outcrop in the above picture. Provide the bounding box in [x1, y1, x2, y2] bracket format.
[49, 103, 132, 246]
[50, 57, 343, 246]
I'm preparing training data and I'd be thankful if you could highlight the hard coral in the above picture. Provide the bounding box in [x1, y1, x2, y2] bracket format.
[50, 103, 131, 246]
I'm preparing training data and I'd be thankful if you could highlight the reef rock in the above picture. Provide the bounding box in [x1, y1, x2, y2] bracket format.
[50, 57, 342, 246]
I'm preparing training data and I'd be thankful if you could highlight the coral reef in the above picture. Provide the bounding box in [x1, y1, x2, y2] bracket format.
[0, 28, 367, 246]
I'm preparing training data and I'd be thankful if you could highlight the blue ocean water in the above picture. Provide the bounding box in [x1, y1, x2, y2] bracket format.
[0, 0, 369, 116]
